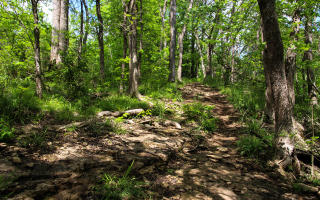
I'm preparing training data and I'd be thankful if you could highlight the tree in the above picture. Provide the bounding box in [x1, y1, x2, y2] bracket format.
[168, 0, 176, 82]
[258, 0, 297, 172]
[96, 0, 105, 80]
[50, 0, 69, 66]
[177, 0, 194, 82]
[128, 0, 141, 98]
[31, 0, 42, 98]
[285, 8, 300, 109]
[303, 9, 317, 105]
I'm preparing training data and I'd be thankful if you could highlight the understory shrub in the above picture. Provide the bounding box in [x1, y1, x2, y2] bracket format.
[96, 161, 147, 200]
[98, 96, 150, 112]
[0, 118, 14, 141]
[183, 102, 217, 132]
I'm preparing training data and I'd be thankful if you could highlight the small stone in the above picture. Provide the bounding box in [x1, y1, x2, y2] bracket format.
[12, 156, 22, 164]
[26, 163, 34, 168]
[83, 142, 88, 146]
[47, 142, 52, 145]
[227, 181, 232, 185]
[241, 187, 248, 194]
[126, 119, 134, 124]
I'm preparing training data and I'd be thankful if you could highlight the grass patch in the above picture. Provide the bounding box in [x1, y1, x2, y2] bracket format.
[95, 161, 147, 200]
[18, 129, 48, 148]
[0, 118, 15, 142]
[183, 102, 217, 132]
[98, 96, 150, 112]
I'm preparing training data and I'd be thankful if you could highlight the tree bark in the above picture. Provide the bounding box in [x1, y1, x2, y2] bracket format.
[168, 0, 176, 82]
[57, 0, 69, 64]
[31, 0, 42, 98]
[195, 31, 206, 78]
[50, 0, 61, 65]
[120, 1, 128, 94]
[285, 9, 300, 108]
[137, 0, 143, 81]
[303, 15, 317, 105]
[96, 0, 105, 80]
[177, 0, 194, 82]
[82, 0, 89, 47]
[128, 0, 141, 98]
[258, 0, 296, 170]
[160, 0, 168, 53]
[206, 7, 221, 78]
[77, 0, 84, 66]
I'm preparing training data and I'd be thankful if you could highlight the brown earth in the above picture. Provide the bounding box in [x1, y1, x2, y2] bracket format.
[0, 83, 318, 199]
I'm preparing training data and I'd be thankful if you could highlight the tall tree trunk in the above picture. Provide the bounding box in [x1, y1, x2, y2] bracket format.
[96, 0, 105, 80]
[195, 31, 205, 78]
[177, 0, 194, 82]
[160, 0, 168, 53]
[120, 1, 128, 94]
[50, 0, 61, 65]
[285, 9, 300, 108]
[168, 0, 176, 82]
[258, 0, 295, 170]
[230, 44, 236, 83]
[303, 15, 317, 105]
[137, 0, 143, 81]
[82, 0, 89, 48]
[128, 0, 141, 98]
[190, 30, 196, 78]
[57, 0, 69, 64]
[31, 0, 42, 98]
[259, 18, 274, 122]
[206, 7, 221, 78]
[77, 0, 84, 66]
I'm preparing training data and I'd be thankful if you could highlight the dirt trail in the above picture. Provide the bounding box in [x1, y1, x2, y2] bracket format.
[0, 83, 317, 199]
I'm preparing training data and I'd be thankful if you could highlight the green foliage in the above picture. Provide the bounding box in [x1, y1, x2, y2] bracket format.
[41, 97, 78, 122]
[201, 118, 217, 132]
[183, 102, 214, 122]
[105, 119, 126, 135]
[0, 86, 40, 123]
[19, 129, 47, 148]
[140, 82, 183, 101]
[183, 102, 217, 132]
[98, 96, 150, 112]
[237, 135, 264, 158]
[96, 161, 147, 200]
[151, 102, 166, 118]
[0, 118, 14, 141]
[86, 119, 126, 136]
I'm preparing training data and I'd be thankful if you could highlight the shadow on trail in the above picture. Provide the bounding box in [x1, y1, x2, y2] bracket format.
[1, 83, 317, 199]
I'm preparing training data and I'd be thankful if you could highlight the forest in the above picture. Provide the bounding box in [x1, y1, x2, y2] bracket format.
[1, 0, 320, 199]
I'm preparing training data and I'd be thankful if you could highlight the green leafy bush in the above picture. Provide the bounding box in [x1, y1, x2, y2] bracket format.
[237, 135, 264, 158]
[183, 102, 214, 122]
[96, 161, 146, 200]
[98, 96, 150, 112]
[0, 118, 14, 141]
[19, 130, 47, 148]
[202, 118, 217, 132]
[0, 87, 40, 123]
[151, 102, 166, 118]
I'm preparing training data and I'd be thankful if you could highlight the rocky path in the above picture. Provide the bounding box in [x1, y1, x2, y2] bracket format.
[0, 83, 317, 199]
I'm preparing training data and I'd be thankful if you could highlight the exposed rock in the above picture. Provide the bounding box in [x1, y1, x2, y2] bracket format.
[12, 156, 22, 164]
[123, 109, 144, 116]
[97, 111, 113, 117]
[139, 165, 155, 174]
[126, 119, 134, 124]
[164, 120, 182, 129]
[26, 163, 34, 168]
